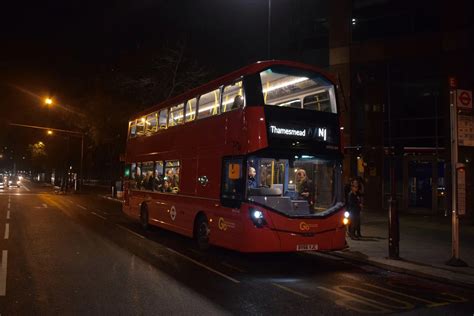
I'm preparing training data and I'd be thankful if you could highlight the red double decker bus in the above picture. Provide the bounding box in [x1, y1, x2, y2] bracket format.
[123, 60, 348, 252]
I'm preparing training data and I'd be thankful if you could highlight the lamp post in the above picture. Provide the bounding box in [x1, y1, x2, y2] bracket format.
[267, 0, 272, 59]
[9, 123, 84, 191]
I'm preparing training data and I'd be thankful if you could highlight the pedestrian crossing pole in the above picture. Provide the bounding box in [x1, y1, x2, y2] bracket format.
[446, 88, 467, 267]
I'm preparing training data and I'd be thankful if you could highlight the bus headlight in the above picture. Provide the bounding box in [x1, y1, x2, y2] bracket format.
[344, 211, 350, 218]
[249, 208, 267, 228]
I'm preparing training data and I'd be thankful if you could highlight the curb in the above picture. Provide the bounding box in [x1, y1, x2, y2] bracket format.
[324, 251, 474, 290]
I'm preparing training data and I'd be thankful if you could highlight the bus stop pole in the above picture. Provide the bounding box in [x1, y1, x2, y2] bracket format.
[79, 134, 84, 192]
[447, 90, 467, 267]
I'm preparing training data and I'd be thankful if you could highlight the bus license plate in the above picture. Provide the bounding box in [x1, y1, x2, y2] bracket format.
[296, 244, 318, 251]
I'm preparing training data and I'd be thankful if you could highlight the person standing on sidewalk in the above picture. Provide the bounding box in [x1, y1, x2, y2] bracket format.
[348, 179, 363, 239]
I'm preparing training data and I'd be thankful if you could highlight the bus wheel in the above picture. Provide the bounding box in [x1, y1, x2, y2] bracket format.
[140, 204, 149, 231]
[195, 215, 210, 250]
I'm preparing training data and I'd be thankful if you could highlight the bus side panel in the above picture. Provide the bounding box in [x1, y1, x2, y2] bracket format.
[207, 207, 245, 251]
[243, 107, 268, 154]
[151, 194, 194, 237]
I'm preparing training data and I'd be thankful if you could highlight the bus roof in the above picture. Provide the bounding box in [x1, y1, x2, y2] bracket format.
[131, 60, 336, 120]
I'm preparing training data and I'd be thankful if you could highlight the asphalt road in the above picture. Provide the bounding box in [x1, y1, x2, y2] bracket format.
[0, 180, 473, 315]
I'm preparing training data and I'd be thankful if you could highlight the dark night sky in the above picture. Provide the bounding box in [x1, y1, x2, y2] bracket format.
[0, 0, 327, 167]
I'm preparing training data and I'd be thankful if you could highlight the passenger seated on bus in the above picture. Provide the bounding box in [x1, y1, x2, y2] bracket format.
[142, 171, 154, 190]
[153, 173, 164, 191]
[161, 179, 173, 193]
[231, 95, 244, 110]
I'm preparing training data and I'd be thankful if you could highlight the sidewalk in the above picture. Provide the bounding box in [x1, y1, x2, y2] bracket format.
[331, 211, 474, 288]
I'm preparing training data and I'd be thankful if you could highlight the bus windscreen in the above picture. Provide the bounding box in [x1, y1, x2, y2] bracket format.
[247, 157, 341, 216]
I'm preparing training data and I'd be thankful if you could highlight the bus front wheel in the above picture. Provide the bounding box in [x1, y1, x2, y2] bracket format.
[140, 204, 149, 231]
[195, 215, 210, 250]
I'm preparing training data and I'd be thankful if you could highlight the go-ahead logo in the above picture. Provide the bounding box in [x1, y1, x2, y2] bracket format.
[218, 217, 236, 231]
[299, 222, 318, 231]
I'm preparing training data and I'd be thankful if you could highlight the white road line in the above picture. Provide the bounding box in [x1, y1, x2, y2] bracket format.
[77, 204, 87, 210]
[4, 224, 9, 239]
[0, 250, 7, 296]
[272, 283, 309, 298]
[94, 208, 108, 215]
[166, 247, 240, 284]
[116, 225, 145, 239]
[42, 203, 48, 208]
[6, 211, 10, 220]
[7, 203, 10, 209]
[90, 211, 106, 220]
[66, 199, 73, 203]
[221, 261, 246, 273]
[22, 185, 30, 191]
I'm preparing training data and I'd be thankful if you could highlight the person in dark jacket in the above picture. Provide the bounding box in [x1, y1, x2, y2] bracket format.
[296, 169, 314, 207]
[347, 179, 362, 238]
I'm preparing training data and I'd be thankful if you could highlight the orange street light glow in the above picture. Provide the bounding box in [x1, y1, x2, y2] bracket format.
[45, 98, 53, 105]
[47, 130, 53, 135]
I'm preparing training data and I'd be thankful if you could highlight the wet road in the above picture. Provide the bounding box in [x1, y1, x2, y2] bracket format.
[0, 180, 473, 315]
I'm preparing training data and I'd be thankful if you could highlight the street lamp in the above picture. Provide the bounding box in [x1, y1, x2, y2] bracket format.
[47, 130, 53, 135]
[45, 98, 53, 106]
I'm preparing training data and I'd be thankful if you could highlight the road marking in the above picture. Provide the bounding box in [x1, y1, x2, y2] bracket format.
[42, 203, 48, 208]
[116, 225, 145, 239]
[221, 261, 246, 273]
[364, 283, 448, 307]
[91, 211, 106, 220]
[94, 208, 108, 215]
[438, 292, 468, 303]
[166, 247, 240, 284]
[22, 185, 30, 191]
[336, 285, 414, 310]
[4, 224, 9, 239]
[77, 204, 87, 210]
[318, 286, 391, 314]
[272, 283, 309, 298]
[7, 203, 10, 209]
[0, 250, 7, 296]
[6, 211, 10, 220]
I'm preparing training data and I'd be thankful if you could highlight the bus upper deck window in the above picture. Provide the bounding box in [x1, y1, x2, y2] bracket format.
[222, 81, 244, 113]
[159, 109, 168, 130]
[198, 89, 221, 120]
[260, 67, 337, 113]
[129, 120, 137, 138]
[169, 103, 184, 127]
[146, 112, 158, 134]
[185, 98, 197, 123]
[136, 117, 146, 136]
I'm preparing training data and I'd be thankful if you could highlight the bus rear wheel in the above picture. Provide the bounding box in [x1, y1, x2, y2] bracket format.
[140, 204, 149, 231]
[195, 215, 210, 250]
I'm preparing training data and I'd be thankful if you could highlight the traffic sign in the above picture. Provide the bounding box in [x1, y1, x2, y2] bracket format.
[457, 89, 472, 110]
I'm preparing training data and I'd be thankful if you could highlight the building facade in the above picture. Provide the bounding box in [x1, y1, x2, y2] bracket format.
[329, 0, 473, 214]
